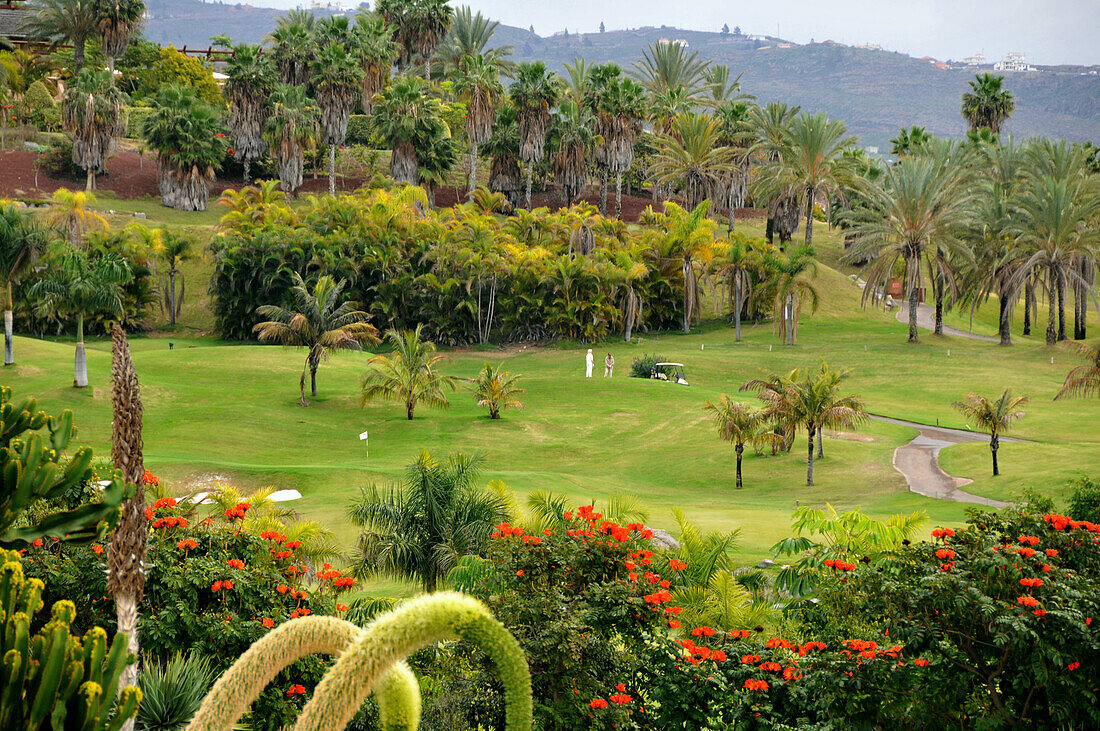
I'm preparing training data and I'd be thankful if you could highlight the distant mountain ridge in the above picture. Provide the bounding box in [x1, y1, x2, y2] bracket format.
[144, 1, 1100, 148]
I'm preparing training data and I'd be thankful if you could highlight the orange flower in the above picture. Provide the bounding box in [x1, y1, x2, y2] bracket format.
[743, 678, 769, 691]
[589, 698, 608, 709]
[276, 584, 289, 594]
[336, 603, 348, 611]
[91, 544, 104, 555]
[1067, 661, 1080, 671]
[913, 658, 929, 667]
[211, 581, 223, 592]
[228, 559, 245, 570]
[262, 617, 275, 628]
[668, 619, 681, 629]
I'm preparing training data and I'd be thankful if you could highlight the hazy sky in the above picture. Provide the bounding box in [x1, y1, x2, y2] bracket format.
[284, 0, 1099, 66]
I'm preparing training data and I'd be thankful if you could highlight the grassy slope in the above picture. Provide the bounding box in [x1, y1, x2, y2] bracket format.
[7, 221, 1097, 597]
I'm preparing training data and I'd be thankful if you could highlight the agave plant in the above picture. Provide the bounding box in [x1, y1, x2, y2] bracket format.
[136, 653, 218, 731]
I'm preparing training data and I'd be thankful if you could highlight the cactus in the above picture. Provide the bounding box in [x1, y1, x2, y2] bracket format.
[0, 385, 127, 547]
[0, 548, 141, 730]
[187, 592, 532, 731]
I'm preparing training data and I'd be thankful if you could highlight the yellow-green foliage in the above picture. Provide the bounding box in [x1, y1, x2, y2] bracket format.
[372, 663, 421, 731]
[0, 549, 141, 730]
[151, 47, 223, 107]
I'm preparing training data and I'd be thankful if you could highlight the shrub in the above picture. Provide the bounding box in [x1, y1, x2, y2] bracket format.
[17, 80, 59, 131]
[630, 353, 669, 378]
[1068, 476, 1100, 523]
[40, 134, 86, 178]
[149, 46, 223, 107]
[345, 114, 374, 146]
[125, 106, 154, 139]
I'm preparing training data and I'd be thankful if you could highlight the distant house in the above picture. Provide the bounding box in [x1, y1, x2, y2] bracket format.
[855, 43, 884, 51]
[0, 1, 32, 46]
[962, 53, 986, 66]
[994, 52, 1035, 72]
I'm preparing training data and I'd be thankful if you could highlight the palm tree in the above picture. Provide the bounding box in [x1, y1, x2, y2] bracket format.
[455, 53, 503, 196]
[750, 101, 801, 245]
[646, 200, 715, 333]
[92, 0, 144, 71]
[611, 249, 647, 342]
[43, 188, 107, 247]
[377, 0, 453, 78]
[354, 12, 399, 114]
[1055, 341, 1100, 400]
[630, 39, 709, 97]
[961, 73, 1015, 134]
[265, 14, 313, 86]
[470, 362, 524, 419]
[650, 113, 736, 212]
[715, 234, 761, 342]
[952, 389, 1028, 476]
[370, 75, 441, 187]
[844, 155, 977, 343]
[224, 44, 275, 184]
[510, 61, 560, 209]
[771, 246, 820, 346]
[482, 102, 522, 209]
[758, 112, 858, 247]
[784, 364, 868, 486]
[312, 41, 361, 196]
[360, 325, 459, 419]
[0, 205, 49, 365]
[157, 230, 193, 327]
[61, 67, 124, 191]
[143, 85, 225, 211]
[889, 125, 932, 158]
[348, 450, 510, 591]
[550, 101, 595, 206]
[432, 5, 514, 77]
[30, 247, 131, 387]
[20, 0, 97, 71]
[254, 273, 379, 404]
[264, 84, 319, 197]
[714, 101, 756, 234]
[590, 70, 647, 218]
[702, 64, 754, 109]
[703, 395, 770, 488]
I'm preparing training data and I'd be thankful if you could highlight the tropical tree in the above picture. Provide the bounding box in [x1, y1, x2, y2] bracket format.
[92, 0, 144, 70]
[510, 60, 560, 209]
[645, 200, 715, 333]
[455, 53, 503, 195]
[156, 229, 193, 327]
[630, 39, 709, 98]
[223, 43, 274, 184]
[750, 101, 802, 245]
[1054, 341, 1100, 400]
[777, 364, 867, 486]
[961, 73, 1015, 134]
[61, 67, 124, 191]
[844, 155, 977, 343]
[703, 395, 771, 489]
[347, 450, 510, 592]
[254, 273, 379, 404]
[354, 12, 399, 114]
[0, 205, 49, 365]
[433, 5, 514, 77]
[714, 101, 756, 233]
[550, 101, 595, 205]
[889, 125, 932, 158]
[714, 233, 762, 342]
[360, 324, 459, 419]
[470, 362, 524, 419]
[771, 246, 819, 346]
[952, 389, 1028, 476]
[43, 188, 107, 247]
[369, 75, 442, 186]
[376, 0, 453, 78]
[611, 249, 647, 341]
[650, 112, 736, 212]
[265, 14, 313, 86]
[143, 85, 225, 211]
[312, 41, 361, 196]
[30, 247, 131, 387]
[20, 0, 97, 71]
[482, 102, 522, 209]
[264, 83, 319, 197]
[589, 68, 647, 218]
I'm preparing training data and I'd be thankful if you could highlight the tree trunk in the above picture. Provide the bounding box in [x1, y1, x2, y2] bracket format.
[804, 185, 815, 246]
[1045, 271, 1057, 346]
[806, 423, 815, 486]
[908, 285, 920, 344]
[86, 168, 95, 192]
[407, 399, 415, 420]
[998, 291, 1012, 346]
[167, 270, 178, 326]
[468, 142, 478, 196]
[1057, 270, 1066, 342]
[615, 173, 623, 220]
[735, 442, 743, 489]
[990, 434, 999, 477]
[624, 287, 636, 341]
[934, 279, 944, 336]
[74, 314, 88, 388]
[243, 159, 251, 185]
[787, 293, 795, 345]
[727, 184, 735, 234]
[74, 37, 86, 72]
[1023, 280, 1033, 336]
[525, 165, 533, 210]
[682, 259, 692, 333]
[329, 144, 336, 196]
[1075, 260, 1088, 340]
[734, 275, 742, 342]
[599, 169, 608, 216]
[816, 427, 823, 459]
[310, 365, 317, 397]
[4, 308, 13, 366]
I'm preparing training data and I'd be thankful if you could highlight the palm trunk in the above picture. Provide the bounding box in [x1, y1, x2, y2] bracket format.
[310, 365, 317, 397]
[469, 142, 479, 196]
[934, 277, 944, 335]
[998, 290, 1012, 345]
[990, 434, 999, 477]
[787, 293, 795, 345]
[1057, 270, 1066, 342]
[1075, 277, 1087, 341]
[406, 399, 415, 420]
[74, 314, 88, 388]
[734, 275, 742, 342]
[908, 286, 920, 344]
[598, 169, 608, 216]
[806, 423, 815, 486]
[727, 184, 736, 234]
[624, 287, 636, 341]
[243, 159, 252, 185]
[4, 283, 12, 366]
[1045, 271, 1057, 346]
[525, 165, 533, 210]
[329, 144, 336, 196]
[682, 259, 692, 334]
[816, 427, 823, 459]
[86, 168, 95, 192]
[804, 185, 815, 246]
[167, 270, 178, 326]
[1023, 279, 1033, 336]
[735, 442, 744, 489]
[74, 37, 86, 72]
[615, 173, 623, 220]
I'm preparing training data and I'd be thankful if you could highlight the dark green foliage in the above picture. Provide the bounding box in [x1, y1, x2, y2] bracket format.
[124, 106, 154, 139]
[344, 114, 374, 146]
[629, 353, 669, 378]
[17, 80, 59, 131]
[41, 135, 86, 178]
[1068, 476, 1100, 523]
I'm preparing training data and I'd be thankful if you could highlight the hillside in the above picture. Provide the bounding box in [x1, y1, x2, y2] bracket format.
[142, 3, 1100, 148]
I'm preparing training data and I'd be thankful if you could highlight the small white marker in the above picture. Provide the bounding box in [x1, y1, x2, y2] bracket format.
[359, 430, 369, 458]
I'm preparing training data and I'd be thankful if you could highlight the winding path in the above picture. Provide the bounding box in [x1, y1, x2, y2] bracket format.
[895, 304, 999, 342]
[872, 416, 1009, 509]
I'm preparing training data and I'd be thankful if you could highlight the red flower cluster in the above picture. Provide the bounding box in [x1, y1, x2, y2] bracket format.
[743, 679, 769, 691]
[290, 608, 312, 618]
[1017, 547, 1037, 558]
[273, 550, 293, 559]
[225, 502, 250, 520]
[589, 698, 608, 709]
[935, 549, 956, 560]
[1067, 662, 1080, 671]
[336, 603, 348, 611]
[1016, 595, 1039, 608]
[152, 516, 189, 530]
[1017, 535, 1040, 546]
[609, 693, 632, 705]
[760, 661, 782, 672]
[1045, 549, 1059, 557]
[492, 522, 526, 539]
[741, 654, 761, 664]
[153, 497, 177, 509]
[824, 558, 856, 571]
[782, 667, 802, 680]
[643, 589, 673, 604]
[1019, 577, 1043, 588]
[940, 562, 955, 572]
[211, 580, 234, 591]
[285, 540, 302, 550]
[286, 684, 306, 697]
[261, 531, 287, 542]
[931, 528, 956, 539]
[691, 626, 716, 637]
[678, 637, 725, 664]
[844, 639, 878, 653]
[1043, 514, 1100, 533]
[765, 638, 791, 649]
[913, 658, 929, 667]
[177, 539, 198, 550]
[729, 629, 752, 639]
[228, 559, 246, 570]
[262, 617, 275, 627]
[91, 544, 104, 555]
[668, 558, 688, 571]
[143, 470, 161, 486]
[522, 535, 542, 545]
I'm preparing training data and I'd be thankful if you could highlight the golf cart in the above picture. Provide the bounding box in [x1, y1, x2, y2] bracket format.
[652, 362, 689, 386]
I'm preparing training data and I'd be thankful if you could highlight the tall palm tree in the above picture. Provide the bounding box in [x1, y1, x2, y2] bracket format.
[703, 396, 770, 488]
[360, 324, 459, 419]
[482, 102, 522, 209]
[714, 234, 761, 342]
[782, 364, 868, 486]
[369, 75, 443, 187]
[749, 101, 801, 244]
[611, 249, 648, 342]
[590, 69, 647, 218]
[312, 41, 361, 196]
[348, 450, 509, 591]
[92, 0, 144, 71]
[455, 53, 503, 196]
[714, 101, 756, 234]
[650, 112, 735, 213]
[889, 126, 932, 158]
[844, 155, 977, 343]
[254, 273, 379, 404]
[265, 14, 313, 86]
[757, 112, 857, 247]
[224, 43, 274, 184]
[550, 101, 595, 206]
[62, 67, 124, 191]
[0, 205, 49, 366]
[510, 61, 560, 210]
[20, 0, 98, 71]
[469, 362, 523, 419]
[561, 56, 589, 108]
[952, 389, 1028, 476]
[264, 84, 319, 197]
[377, 0, 453, 78]
[43, 188, 107, 246]
[646, 200, 715, 333]
[630, 39, 709, 97]
[143, 85, 225, 211]
[702, 64, 754, 109]
[433, 5, 514, 77]
[354, 12, 399, 114]
[30, 248, 130, 388]
[1054, 341, 1100, 400]
[156, 229, 192, 327]
[961, 73, 1015, 134]
[770, 246, 819, 346]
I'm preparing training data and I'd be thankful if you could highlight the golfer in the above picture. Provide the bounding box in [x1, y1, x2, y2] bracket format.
[585, 348, 594, 378]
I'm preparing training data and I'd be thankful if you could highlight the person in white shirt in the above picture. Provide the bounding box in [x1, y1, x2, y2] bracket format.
[585, 348, 594, 377]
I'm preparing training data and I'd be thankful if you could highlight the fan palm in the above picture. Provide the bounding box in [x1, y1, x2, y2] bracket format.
[455, 53, 503, 195]
[961, 73, 1015, 134]
[650, 112, 736, 212]
[630, 39, 709, 97]
[30, 247, 130, 387]
[264, 84, 318, 198]
[952, 389, 1028, 476]
[348, 450, 509, 592]
[844, 155, 977, 343]
[889, 125, 932, 158]
[224, 43, 275, 184]
[703, 396, 771, 489]
[312, 41, 361, 196]
[92, 0, 144, 70]
[511, 61, 560, 209]
[20, 0, 97, 71]
[750, 101, 802, 245]
[370, 75, 441, 186]
[589, 68, 647, 218]
[433, 5, 514, 77]
[353, 12, 399, 114]
[360, 324, 459, 419]
[770, 246, 820, 346]
[156, 229, 192, 326]
[482, 102, 522, 209]
[550, 101, 595, 205]
[469, 362, 523, 419]
[254, 273, 379, 404]
[377, 0, 453, 78]
[265, 16, 313, 86]
[0, 205, 49, 366]
[1055, 341, 1100, 400]
[62, 67, 124, 191]
[143, 85, 225, 211]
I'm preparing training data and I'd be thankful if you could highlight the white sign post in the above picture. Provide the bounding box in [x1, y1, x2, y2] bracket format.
[359, 430, 369, 458]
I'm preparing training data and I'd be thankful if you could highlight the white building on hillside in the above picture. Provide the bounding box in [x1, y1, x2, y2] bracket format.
[962, 53, 986, 66]
[994, 52, 1035, 72]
